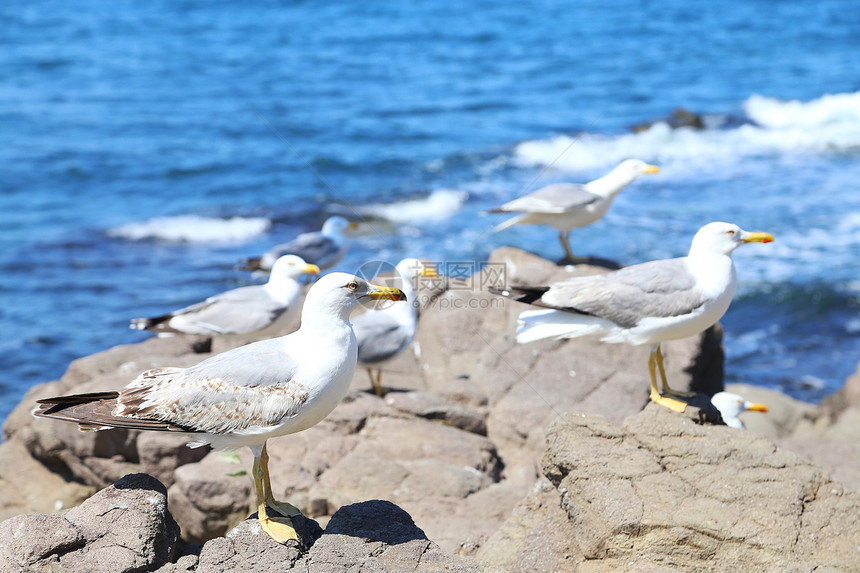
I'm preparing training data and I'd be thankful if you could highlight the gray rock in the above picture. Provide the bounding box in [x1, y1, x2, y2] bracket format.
[306, 500, 482, 573]
[0, 473, 179, 573]
[521, 405, 860, 571]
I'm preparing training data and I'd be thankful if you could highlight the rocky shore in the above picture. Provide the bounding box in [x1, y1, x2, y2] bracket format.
[1, 249, 858, 572]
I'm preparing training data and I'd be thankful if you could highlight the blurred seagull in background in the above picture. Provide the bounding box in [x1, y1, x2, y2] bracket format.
[241, 216, 358, 272]
[353, 258, 437, 396]
[711, 391, 768, 429]
[487, 159, 659, 261]
[37, 272, 407, 544]
[131, 255, 319, 336]
[495, 222, 773, 412]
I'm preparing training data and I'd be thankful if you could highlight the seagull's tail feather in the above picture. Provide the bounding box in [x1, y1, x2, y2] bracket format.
[33, 392, 194, 433]
[129, 315, 178, 334]
[516, 309, 609, 344]
[130, 317, 160, 331]
[492, 214, 526, 232]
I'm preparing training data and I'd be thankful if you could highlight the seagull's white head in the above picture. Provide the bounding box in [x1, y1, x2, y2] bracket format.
[321, 216, 359, 238]
[269, 255, 320, 280]
[303, 272, 406, 320]
[395, 258, 438, 283]
[616, 158, 661, 179]
[711, 391, 768, 429]
[689, 222, 774, 257]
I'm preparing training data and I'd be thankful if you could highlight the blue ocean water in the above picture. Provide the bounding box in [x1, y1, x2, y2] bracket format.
[2, 1, 859, 422]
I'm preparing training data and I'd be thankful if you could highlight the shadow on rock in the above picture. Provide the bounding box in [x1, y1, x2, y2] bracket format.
[324, 499, 428, 545]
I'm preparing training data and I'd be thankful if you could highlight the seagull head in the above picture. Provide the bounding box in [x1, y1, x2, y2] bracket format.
[303, 272, 406, 319]
[395, 258, 438, 282]
[616, 158, 661, 178]
[711, 391, 768, 429]
[690, 222, 774, 257]
[321, 216, 359, 238]
[269, 255, 320, 280]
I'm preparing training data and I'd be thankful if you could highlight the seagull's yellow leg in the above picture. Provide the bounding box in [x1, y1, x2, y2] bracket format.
[559, 230, 588, 263]
[365, 368, 383, 397]
[261, 442, 302, 519]
[252, 444, 298, 542]
[559, 231, 575, 262]
[656, 345, 696, 398]
[373, 369, 384, 397]
[648, 347, 688, 412]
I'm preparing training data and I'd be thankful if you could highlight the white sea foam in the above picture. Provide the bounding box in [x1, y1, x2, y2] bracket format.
[512, 90, 860, 175]
[360, 189, 468, 223]
[108, 215, 271, 243]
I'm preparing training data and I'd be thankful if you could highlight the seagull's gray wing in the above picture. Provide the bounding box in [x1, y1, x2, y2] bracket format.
[161, 285, 285, 334]
[542, 257, 709, 328]
[353, 313, 411, 365]
[491, 184, 600, 214]
[116, 338, 309, 434]
[263, 232, 341, 269]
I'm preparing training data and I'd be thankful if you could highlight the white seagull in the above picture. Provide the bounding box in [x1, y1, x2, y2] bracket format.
[130, 255, 320, 336]
[352, 258, 437, 396]
[711, 391, 768, 429]
[242, 216, 358, 272]
[488, 159, 660, 261]
[35, 272, 406, 543]
[497, 222, 773, 412]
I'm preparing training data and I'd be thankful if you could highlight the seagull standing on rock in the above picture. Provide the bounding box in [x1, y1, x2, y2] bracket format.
[35, 272, 406, 544]
[353, 258, 437, 396]
[495, 222, 773, 412]
[241, 216, 358, 272]
[488, 159, 660, 261]
[130, 255, 320, 336]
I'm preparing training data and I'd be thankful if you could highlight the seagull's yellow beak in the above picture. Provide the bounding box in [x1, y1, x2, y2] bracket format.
[742, 231, 774, 244]
[347, 222, 360, 231]
[303, 264, 321, 275]
[420, 265, 438, 278]
[644, 164, 660, 174]
[362, 284, 407, 302]
[746, 402, 768, 413]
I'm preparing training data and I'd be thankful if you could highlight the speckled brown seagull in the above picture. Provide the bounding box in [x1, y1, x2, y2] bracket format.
[35, 272, 406, 544]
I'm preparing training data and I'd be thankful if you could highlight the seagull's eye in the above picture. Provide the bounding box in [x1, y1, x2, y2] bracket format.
[726, 230, 736, 236]
[347, 282, 359, 291]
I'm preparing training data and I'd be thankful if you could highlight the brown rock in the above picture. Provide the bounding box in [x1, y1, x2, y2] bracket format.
[167, 450, 254, 542]
[0, 437, 94, 521]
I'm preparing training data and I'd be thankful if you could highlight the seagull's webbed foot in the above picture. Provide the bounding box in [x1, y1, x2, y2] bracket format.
[649, 389, 689, 412]
[259, 508, 299, 543]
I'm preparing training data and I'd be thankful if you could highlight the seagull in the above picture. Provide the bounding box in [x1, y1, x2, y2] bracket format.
[711, 392, 768, 429]
[495, 222, 773, 412]
[130, 255, 320, 336]
[487, 159, 660, 261]
[35, 272, 406, 544]
[353, 258, 437, 396]
[241, 216, 358, 272]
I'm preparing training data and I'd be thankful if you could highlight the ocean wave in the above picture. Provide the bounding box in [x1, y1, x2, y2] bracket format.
[358, 189, 468, 223]
[512, 90, 860, 174]
[107, 215, 271, 243]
